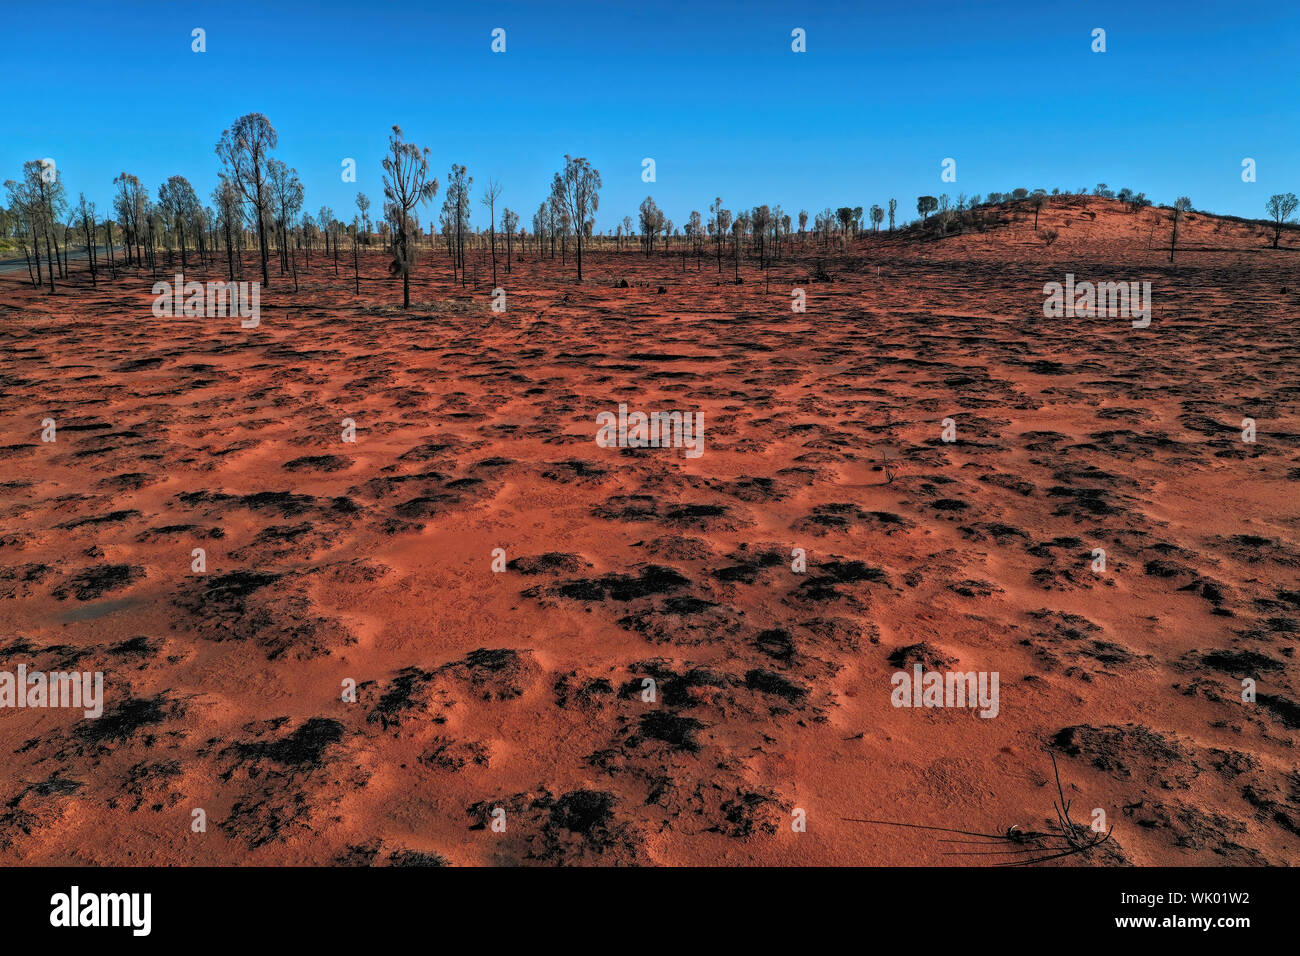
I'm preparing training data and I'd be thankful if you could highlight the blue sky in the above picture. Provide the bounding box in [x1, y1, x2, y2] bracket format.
[3, 0, 1296, 229]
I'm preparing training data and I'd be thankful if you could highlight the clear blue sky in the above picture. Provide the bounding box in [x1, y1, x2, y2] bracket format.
[3, 0, 1296, 229]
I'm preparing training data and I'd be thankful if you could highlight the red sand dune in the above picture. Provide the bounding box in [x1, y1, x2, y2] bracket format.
[1, 196, 1297, 865]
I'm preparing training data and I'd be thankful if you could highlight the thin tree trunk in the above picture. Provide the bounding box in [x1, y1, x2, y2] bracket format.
[45, 229, 55, 292]
[402, 231, 410, 308]
[22, 240, 36, 287]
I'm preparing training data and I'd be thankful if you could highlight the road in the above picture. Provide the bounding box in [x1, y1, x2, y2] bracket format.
[0, 244, 122, 277]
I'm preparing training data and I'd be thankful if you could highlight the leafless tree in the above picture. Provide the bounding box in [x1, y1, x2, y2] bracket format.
[1266, 192, 1298, 249]
[351, 215, 361, 293]
[752, 204, 772, 268]
[639, 196, 661, 256]
[212, 174, 242, 280]
[114, 172, 147, 266]
[1029, 191, 1048, 230]
[216, 112, 277, 285]
[265, 159, 303, 275]
[555, 155, 601, 282]
[355, 192, 371, 245]
[16, 159, 65, 291]
[481, 178, 502, 286]
[710, 198, 730, 272]
[836, 206, 854, 242]
[381, 125, 439, 308]
[502, 206, 519, 273]
[1169, 196, 1192, 262]
[74, 193, 98, 285]
[687, 210, 703, 257]
[4, 173, 41, 287]
[732, 212, 747, 278]
[446, 164, 471, 283]
[158, 175, 200, 271]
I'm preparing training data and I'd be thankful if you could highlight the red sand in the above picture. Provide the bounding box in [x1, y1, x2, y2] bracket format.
[1, 196, 1297, 865]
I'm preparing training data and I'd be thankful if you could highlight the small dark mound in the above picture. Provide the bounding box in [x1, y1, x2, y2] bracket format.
[77, 695, 171, 744]
[662, 504, 729, 526]
[744, 668, 809, 704]
[887, 642, 956, 670]
[550, 789, 615, 835]
[237, 717, 344, 767]
[283, 455, 353, 472]
[54, 563, 145, 601]
[754, 628, 796, 661]
[387, 849, 449, 867]
[638, 711, 704, 753]
[507, 552, 585, 575]
[197, 570, 283, 605]
[1202, 649, 1285, 673]
[462, 648, 518, 672]
[555, 565, 690, 602]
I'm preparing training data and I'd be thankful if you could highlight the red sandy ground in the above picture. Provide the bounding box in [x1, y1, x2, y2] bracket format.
[0, 196, 1297, 866]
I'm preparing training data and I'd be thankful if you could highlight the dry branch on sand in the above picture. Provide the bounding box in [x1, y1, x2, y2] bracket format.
[846, 751, 1118, 866]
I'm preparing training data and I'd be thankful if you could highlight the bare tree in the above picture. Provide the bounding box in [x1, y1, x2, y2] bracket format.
[1029, 191, 1049, 230]
[355, 192, 371, 245]
[732, 212, 748, 278]
[752, 204, 772, 268]
[157, 175, 200, 271]
[501, 206, 518, 273]
[5, 173, 41, 287]
[16, 159, 66, 292]
[320, 206, 339, 274]
[687, 210, 703, 257]
[351, 215, 361, 293]
[554, 155, 601, 282]
[618, 214, 633, 255]
[113, 172, 147, 266]
[266, 160, 305, 276]
[1266, 192, 1298, 249]
[216, 113, 277, 285]
[446, 164, 471, 283]
[76, 193, 98, 285]
[639, 196, 661, 256]
[710, 198, 730, 271]
[836, 206, 854, 241]
[531, 203, 547, 258]
[1169, 196, 1192, 262]
[381, 125, 439, 308]
[481, 178, 502, 286]
[870, 204, 884, 232]
[212, 174, 242, 280]
[818, 207, 835, 246]
[888, 198, 897, 232]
